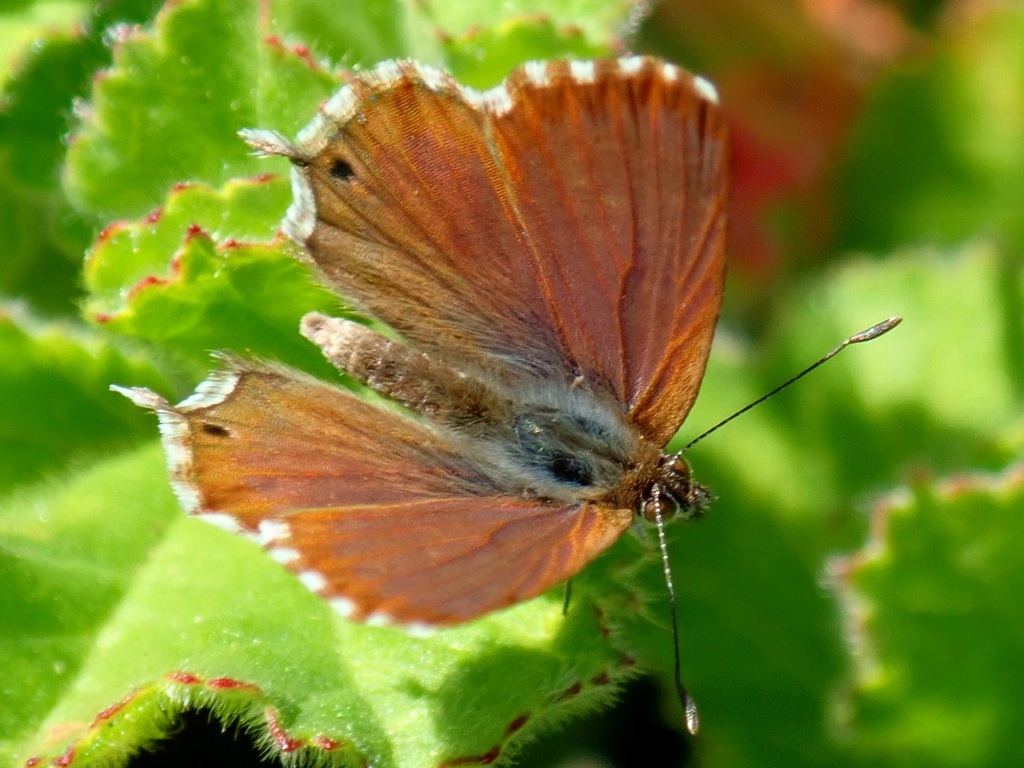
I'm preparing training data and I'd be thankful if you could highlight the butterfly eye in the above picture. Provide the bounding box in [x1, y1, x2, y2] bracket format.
[641, 455, 710, 522]
[659, 456, 711, 521]
[328, 157, 355, 181]
[641, 492, 678, 522]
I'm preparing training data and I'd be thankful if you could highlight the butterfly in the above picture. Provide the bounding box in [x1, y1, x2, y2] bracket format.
[117, 56, 728, 636]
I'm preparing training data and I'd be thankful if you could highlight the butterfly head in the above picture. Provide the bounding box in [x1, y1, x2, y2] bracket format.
[640, 454, 710, 523]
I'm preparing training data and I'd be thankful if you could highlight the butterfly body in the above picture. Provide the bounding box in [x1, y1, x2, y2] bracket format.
[119, 55, 728, 627]
[302, 312, 708, 518]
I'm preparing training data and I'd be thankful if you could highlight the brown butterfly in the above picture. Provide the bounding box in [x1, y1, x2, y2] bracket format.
[117, 56, 727, 649]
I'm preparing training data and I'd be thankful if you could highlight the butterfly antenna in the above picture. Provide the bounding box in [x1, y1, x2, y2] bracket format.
[651, 485, 700, 735]
[681, 317, 902, 453]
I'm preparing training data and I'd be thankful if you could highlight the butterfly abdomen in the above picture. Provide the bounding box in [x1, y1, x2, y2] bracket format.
[303, 310, 662, 509]
[301, 312, 508, 428]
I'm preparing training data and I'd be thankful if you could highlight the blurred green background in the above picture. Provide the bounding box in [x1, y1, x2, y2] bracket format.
[1, 0, 1022, 766]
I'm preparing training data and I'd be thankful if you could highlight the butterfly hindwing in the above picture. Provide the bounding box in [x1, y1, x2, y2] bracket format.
[116, 362, 632, 625]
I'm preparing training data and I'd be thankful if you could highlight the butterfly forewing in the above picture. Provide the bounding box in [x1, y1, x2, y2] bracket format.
[491, 60, 728, 443]
[294, 69, 562, 381]
[289, 56, 728, 438]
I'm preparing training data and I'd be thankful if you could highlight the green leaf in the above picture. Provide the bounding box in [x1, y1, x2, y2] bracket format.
[63, 0, 339, 219]
[837, 460, 1024, 767]
[0, 0, 165, 313]
[81, 175, 342, 379]
[265, 0, 422, 66]
[0, 306, 171, 495]
[0, 446, 181, 766]
[767, 241, 1023, 489]
[0, 159, 85, 315]
[0, 1, 91, 84]
[419, 0, 635, 52]
[443, 17, 607, 87]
